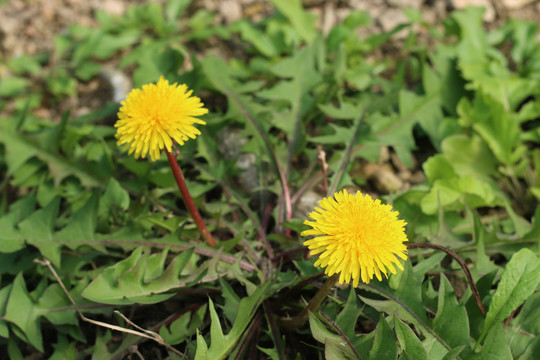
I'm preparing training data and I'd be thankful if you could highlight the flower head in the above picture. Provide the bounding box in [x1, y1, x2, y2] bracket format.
[115, 76, 208, 161]
[302, 189, 408, 286]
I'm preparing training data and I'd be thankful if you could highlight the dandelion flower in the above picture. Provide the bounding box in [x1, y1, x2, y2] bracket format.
[115, 76, 208, 161]
[302, 189, 408, 286]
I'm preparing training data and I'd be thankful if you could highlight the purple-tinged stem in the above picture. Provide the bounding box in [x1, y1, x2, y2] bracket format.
[166, 150, 216, 247]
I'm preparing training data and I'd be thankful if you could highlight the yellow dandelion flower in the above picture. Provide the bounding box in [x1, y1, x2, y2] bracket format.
[114, 76, 208, 161]
[302, 189, 408, 286]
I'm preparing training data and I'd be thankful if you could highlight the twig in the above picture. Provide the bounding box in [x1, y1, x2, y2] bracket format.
[407, 243, 486, 315]
[317, 145, 328, 196]
[34, 258, 184, 357]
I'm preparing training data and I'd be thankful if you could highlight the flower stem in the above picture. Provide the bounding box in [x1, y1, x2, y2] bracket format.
[407, 243, 486, 315]
[165, 149, 216, 247]
[279, 274, 339, 330]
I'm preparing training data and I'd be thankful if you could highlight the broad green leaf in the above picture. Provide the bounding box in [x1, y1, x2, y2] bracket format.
[458, 93, 523, 165]
[368, 315, 397, 360]
[472, 324, 512, 360]
[421, 176, 502, 215]
[82, 247, 194, 305]
[440, 135, 498, 178]
[423, 155, 458, 182]
[432, 275, 470, 350]
[394, 317, 428, 360]
[480, 249, 540, 344]
[336, 288, 362, 336]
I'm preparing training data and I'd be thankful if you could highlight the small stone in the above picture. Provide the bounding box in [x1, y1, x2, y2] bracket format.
[377, 8, 409, 34]
[502, 0, 537, 9]
[386, 0, 423, 8]
[219, 0, 243, 24]
[450, 0, 496, 21]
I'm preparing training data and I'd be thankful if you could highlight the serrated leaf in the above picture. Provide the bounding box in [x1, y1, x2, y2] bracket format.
[55, 192, 103, 257]
[82, 247, 194, 304]
[480, 249, 540, 344]
[160, 304, 207, 345]
[195, 283, 270, 360]
[394, 317, 428, 360]
[18, 198, 61, 266]
[0, 196, 36, 253]
[0, 123, 103, 187]
[4, 274, 76, 352]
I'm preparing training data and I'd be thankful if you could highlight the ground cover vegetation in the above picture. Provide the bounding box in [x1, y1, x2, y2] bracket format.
[1, 0, 540, 358]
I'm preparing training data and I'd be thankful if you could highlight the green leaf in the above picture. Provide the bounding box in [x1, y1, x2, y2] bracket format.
[472, 324, 512, 360]
[270, 0, 316, 43]
[308, 312, 356, 360]
[432, 275, 470, 349]
[0, 77, 28, 97]
[421, 176, 502, 215]
[18, 198, 61, 266]
[480, 249, 540, 344]
[82, 247, 195, 305]
[0, 123, 103, 187]
[4, 274, 76, 352]
[195, 283, 270, 360]
[439, 135, 498, 179]
[99, 178, 130, 215]
[0, 196, 36, 253]
[160, 304, 207, 345]
[394, 317, 428, 360]
[56, 192, 102, 255]
[511, 291, 540, 335]
[336, 288, 362, 336]
[165, 0, 192, 21]
[458, 93, 523, 165]
[368, 315, 397, 360]
[0, 284, 12, 338]
[7, 55, 42, 75]
[231, 20, 278, 57]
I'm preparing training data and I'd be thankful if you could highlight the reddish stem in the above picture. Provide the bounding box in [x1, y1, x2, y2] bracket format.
[407, 243, 485, 315]
[165, 150, 216, 247]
